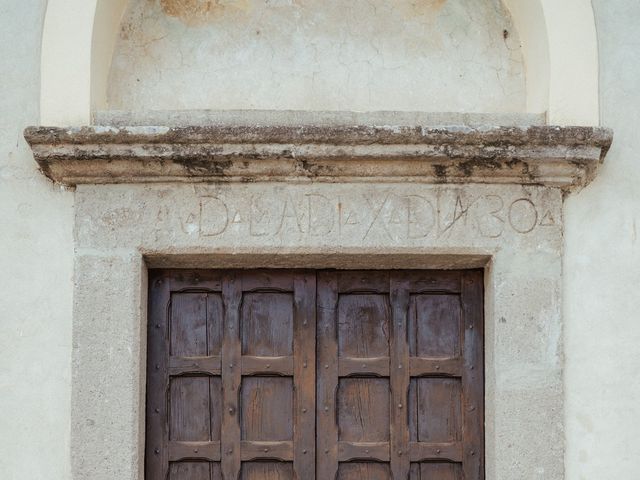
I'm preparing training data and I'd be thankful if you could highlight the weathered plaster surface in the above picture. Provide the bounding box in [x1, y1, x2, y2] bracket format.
[72, 182, 564, 480]
[0, 1, 74, 479]
[3, 1, 640, 480]
[564, 0, 640, 478]
[108, 0, 525, 112]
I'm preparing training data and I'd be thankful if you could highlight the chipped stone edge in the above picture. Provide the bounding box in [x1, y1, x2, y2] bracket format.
[23, 124, 613, 191]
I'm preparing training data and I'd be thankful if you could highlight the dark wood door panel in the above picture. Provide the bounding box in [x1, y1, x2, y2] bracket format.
[315, 270, 483, 480]
[147, 270, 316, 480]
[147, 269, 483, 480]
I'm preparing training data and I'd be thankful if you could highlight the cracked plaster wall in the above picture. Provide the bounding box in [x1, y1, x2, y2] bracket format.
[108, 0, 525, 112]
[0, 1, 74, 480]
[564, 0, 640, 478]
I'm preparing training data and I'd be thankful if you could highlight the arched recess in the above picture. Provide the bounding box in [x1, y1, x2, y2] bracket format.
[40, 0, 599, 126]
[40, 0, 127, 125]
[503, 0, 599, 125]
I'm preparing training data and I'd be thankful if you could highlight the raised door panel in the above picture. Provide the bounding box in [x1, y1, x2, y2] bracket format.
[338, 463, 391, 480]
[241, 462, 294, 480]
[241, 293, 293, 357]
[241, 377, 293, 442]
[409, 294, 461, 359]
[337, 378, 390, 442]
[338, 294, 390, 357]
[169, 461, 223, 480]
[409, 463, 463, 480]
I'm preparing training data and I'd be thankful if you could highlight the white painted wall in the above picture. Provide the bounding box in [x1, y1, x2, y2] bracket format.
[1, 0, 640, 478]
[0, 1, 74, 479]
[564, 0, 640, 477]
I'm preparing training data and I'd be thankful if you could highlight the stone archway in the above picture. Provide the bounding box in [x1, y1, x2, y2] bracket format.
[25, 114, 612, 480]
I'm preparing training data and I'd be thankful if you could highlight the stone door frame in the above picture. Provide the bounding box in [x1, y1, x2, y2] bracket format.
[24, 115, 612, 480]
[69, 182, 562, 480]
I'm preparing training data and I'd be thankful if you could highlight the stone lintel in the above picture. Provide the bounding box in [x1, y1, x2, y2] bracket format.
[24, 123, 612, 190]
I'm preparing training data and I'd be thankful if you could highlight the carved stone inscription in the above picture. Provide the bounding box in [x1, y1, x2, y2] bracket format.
[77, 184, 561, 250]
[192, 186, 557, 241]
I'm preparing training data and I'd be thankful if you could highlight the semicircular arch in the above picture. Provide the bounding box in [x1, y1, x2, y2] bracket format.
[39, 0, 599, 126]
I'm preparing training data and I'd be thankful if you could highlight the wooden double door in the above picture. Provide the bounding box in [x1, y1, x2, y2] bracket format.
[147, 269, 484, 480]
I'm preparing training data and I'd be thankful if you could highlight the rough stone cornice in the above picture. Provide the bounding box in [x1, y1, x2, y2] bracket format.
[24, 123, 612, 190]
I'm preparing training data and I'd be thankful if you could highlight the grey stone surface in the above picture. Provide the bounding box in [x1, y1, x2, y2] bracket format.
[94, 109, 547, 128]
[72, 253, 147, 480]
[25, 122, 612, 189]
[72, 181, 564, 480]
[75, 183, 562, 252]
